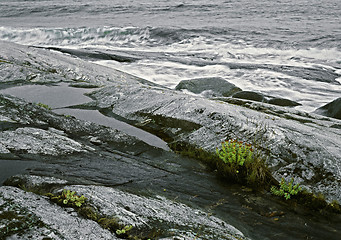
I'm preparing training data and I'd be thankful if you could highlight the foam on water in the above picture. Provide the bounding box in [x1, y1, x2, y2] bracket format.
[0, 0, 340, 113]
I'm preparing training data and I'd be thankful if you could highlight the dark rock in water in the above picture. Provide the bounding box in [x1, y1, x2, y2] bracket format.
[232, 91, 301, 107]
[232, 91, 265, 102]
[314, 98, 341, 120]
[175, 77, 241, 97]
[267, 97, 301, 107]
[41, 46, 141, 62]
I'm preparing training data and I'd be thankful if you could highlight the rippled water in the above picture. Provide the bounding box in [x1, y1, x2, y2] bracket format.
[0, 0, 340, 112]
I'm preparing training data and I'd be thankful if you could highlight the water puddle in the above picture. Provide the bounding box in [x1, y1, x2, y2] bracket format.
[0, 83, 92, 109]
[0, 83, 169, 151]
[53, 108, 169, 150]
[0, 160, 37, 185]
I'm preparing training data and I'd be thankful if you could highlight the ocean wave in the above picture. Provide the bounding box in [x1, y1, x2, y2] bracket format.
[0, 26, 152, 47]
[1, 26, 340, 69]
[0, 26, 199, 48]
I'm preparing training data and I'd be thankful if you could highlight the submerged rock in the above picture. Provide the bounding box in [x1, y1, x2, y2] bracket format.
[314, 97, 341, 120]
[175, 77, 241, 97]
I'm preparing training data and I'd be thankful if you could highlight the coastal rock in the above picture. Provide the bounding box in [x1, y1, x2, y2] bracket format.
[0, 185, 117, 240]
[0, 93, 158, 159]
[314, 97, 341, 120]
[232, 90, 265, 102]
[87, 84, 341, 202]
[0, 127, 92, 156]
[0, 174, 248, 240]
[2, 41, 339, 203]
[175, 77, 241, 97]
[267, 97, 301, 107]
[0, 91, 250, 239]
[232, 91, 301, 107]
[1, 41, 341, 240]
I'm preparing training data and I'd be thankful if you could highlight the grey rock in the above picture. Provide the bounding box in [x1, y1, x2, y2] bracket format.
[87, 84, 341, 202]
[267, 97, 301, 107]
[314, 97, 341, 120]
[0, 175, 249, 240]
[0, 186, 117, 240]
[175, 77, 241, 97]
[0, 41, 161, 88]
[0, 93, 153, 157]
[72, 185, 247, 240]
[232, 90, 265, 102]
[0, 127, 92, 155]
[232, 91, 301, 107]
[1, 41, 341, 240]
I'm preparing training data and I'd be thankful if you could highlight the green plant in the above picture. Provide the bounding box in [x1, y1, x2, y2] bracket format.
[271, 178, 301, 200]
[216, 139, 254, 167]
[116, 225, 133, 236]
[47, 189, 87, 207]
[36, 102, 52, 110]
[215, 139, 270, 185]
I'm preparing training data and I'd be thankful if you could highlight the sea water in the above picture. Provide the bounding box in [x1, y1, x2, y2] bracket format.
[0, 0, 340, 112]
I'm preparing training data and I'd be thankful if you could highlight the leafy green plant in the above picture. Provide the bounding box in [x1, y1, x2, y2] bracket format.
[36, 102, 52, 110]
[47, 189, 87, 208]
[116, 225, 133, 237]
[216, 139, 253, 167]
[271, 178, 301, 200]
[215, 139, 270, 185]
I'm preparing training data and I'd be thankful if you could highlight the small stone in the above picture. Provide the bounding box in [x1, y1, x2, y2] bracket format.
[89, 136, 102, 146]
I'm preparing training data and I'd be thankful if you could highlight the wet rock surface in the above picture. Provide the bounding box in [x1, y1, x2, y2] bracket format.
[175, 80, 301, 108]
[1, 41, 341, 240]
[175, 77, 241, 97]
[232, 90, 265, 102]
[86, 84, 341, 202]
[267, 97, 301, 107]
[232, 90, 301, 107]
[314, 97, 341, 120]
[0, 185, 117, 240]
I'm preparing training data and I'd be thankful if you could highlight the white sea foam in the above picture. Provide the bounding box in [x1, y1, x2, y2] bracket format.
[1, 25, 340, 113]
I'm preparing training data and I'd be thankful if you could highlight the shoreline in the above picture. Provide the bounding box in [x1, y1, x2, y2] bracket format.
[1, 40, 341, 239]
